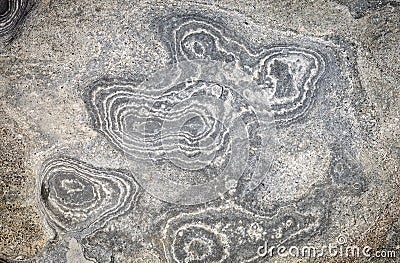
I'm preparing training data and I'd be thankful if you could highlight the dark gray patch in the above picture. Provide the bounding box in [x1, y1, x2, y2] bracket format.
[329, 148, 368, 194]
[0, 0, 9, 15]
[82, 229, 132, 263]
[334, 0, 400, 19]
[0, 0, 34, 42]
[253, 46, 326, 128]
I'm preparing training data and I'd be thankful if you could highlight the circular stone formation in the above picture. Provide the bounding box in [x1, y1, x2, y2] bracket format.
[38, 157, 138, 234]
[250, 47, 326, 127]
[86, 60, 275, 205]
[0, 0, 31, 39]
[172, 224, 229, 263]
[161, 203, 321, 262]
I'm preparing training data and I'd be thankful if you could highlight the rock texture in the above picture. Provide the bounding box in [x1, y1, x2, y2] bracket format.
[0, 0, 399, 262]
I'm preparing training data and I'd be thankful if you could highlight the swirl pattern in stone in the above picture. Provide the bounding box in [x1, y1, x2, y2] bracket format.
[250, 47, 326, 127]
[0, 0, 32, 41]
[162, 196, 330, 263]
[38, 157, 138, 234]
[158, 14, 250, 64]
[158, 15, 326, 128]
[85, 61, 274, 205]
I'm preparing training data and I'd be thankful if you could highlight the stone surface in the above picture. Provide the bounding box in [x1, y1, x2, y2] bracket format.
[0, 108, 48, 259]
[0, 0, 399, 262]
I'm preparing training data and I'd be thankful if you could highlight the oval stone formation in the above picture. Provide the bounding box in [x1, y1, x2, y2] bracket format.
[38, 157, 139, 235]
